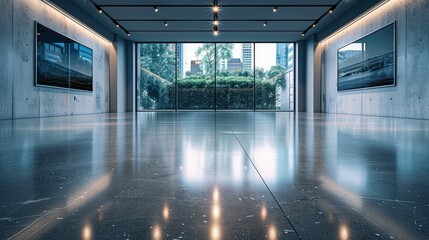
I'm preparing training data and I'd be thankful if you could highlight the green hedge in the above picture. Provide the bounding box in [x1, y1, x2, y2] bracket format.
[138, 74, 279, 110]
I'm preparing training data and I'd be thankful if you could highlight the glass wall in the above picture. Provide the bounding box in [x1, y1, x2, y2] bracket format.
[137, 43, 294, 111]
[137, 43, 176, 110]
[177, 43, 215, 110]
[216, 43, 254, 110]
[255, 43, 295, 110]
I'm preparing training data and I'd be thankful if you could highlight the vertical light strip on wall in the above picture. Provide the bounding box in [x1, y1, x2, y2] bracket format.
[41, 0, 111, 43]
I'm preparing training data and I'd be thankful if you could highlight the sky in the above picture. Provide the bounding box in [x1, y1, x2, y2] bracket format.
[182, 43, 277, 73]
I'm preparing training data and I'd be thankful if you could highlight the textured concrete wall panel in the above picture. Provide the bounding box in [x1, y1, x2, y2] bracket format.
[0, 0, 110, 119]
[0, 0, 13, 120]
[319, 0, 428, 119]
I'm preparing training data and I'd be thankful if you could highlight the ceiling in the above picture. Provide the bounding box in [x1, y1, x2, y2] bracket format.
[77, 0, 358, 42]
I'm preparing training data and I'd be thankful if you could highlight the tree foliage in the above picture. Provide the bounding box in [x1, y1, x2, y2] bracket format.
[195, 43, 233, 74]
[139, 44, 175, 82]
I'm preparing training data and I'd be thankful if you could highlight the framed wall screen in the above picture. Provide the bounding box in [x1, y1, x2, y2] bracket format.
[35, 22, 93, 91]
[337, 23, 395, 91]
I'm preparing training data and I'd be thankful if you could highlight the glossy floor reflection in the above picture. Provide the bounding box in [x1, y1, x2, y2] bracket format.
[0, 112, 428, 239]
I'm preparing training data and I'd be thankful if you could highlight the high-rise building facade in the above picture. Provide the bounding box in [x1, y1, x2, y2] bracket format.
[276, 43, 294, 70]
[242, 43, 253, 72]
[219, 59, 228, 72]
[227, 58, 242, 72]
[287, 43, 294, 70]
[177, 43, 184, 77]
[190, 60, 202, 75]
[276, 43, 287, 69]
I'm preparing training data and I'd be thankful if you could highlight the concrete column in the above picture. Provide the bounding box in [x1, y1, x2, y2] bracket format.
[109, 34, 127, 113]
[126, 41, 135, 112]
[305, 37, 315, 113]
[296, 41, 307, 112]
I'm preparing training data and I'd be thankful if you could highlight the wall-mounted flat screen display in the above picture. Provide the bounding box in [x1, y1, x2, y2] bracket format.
[337, 23, 395, 91]
[36, 23, 93, 91]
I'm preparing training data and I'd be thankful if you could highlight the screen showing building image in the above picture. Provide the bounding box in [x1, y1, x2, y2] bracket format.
[337, 23, 395, 91]
[36, 23, 93, 91]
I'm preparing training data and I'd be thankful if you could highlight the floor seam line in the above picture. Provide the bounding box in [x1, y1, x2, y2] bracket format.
[229, 126, 302, 240]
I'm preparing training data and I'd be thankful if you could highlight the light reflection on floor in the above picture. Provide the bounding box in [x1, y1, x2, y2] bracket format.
[0, 112, 428, 239]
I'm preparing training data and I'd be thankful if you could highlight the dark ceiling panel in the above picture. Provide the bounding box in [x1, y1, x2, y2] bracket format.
[130, 31, 302, 43]
[103, 7, 212, 20]
[121, 21, 312, 32]
[219, 7, 329, 20]
[95, 0, 339, 6]
[104, 6, 328, 21]
[72, 0, 358, 42]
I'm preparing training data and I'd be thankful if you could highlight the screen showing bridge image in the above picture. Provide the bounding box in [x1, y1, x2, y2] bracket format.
[337, 23, 395, 91]
[36, 23, 93, 91]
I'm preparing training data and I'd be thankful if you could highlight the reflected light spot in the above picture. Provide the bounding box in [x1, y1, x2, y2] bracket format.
[339, 224, 349, 240]
[210, 223, 221, 240]
[163, 203, 169, 221]
[82, 224, 92, 240]
[213, 187, 220, 202]
[212, 204, 221, 220]
[184, 144, 205, 182]
[260, 203, 267, 221]
[254, 146, 277, 182]
[232, 152, 243, 181]
[268, 224, 277, 240]
[67, 174, 111, 211]
[319, 176, 362, 209]
[152, 225, 162, 240]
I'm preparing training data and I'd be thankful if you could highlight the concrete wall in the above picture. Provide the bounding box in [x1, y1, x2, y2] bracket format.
[0, 0, 111, 120]
[319, 0, 429, 119]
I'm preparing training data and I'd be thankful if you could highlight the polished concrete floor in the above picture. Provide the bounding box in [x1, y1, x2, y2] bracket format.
[0, 112, 428, 239]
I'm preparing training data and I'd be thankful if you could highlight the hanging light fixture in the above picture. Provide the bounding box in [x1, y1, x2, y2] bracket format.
[213, 0, 219, 12]
[154, 6, 159, 12]
[213, 13, 219, 26]
[164, 21, 168, 27]
[273, 6, 278, 12]
[213, 25, 219, 36]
